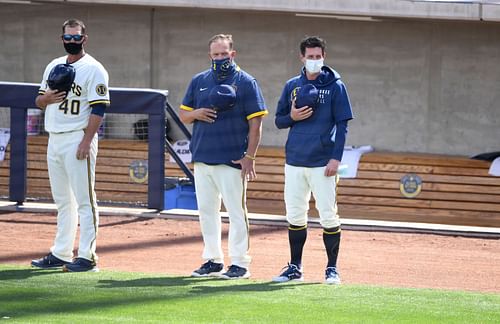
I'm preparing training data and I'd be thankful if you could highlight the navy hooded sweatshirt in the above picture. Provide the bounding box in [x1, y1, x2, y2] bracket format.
[275, 66, 353, 167]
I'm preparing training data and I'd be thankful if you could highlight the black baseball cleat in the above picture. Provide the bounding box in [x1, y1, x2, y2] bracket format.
[272, 263, 304, 283]
[325, 266, 341, 285]
[191, 260, 224, 277]
[221, 265, 250, 279]
[63, 258, 99, 272]
[31, 253, 70, 269]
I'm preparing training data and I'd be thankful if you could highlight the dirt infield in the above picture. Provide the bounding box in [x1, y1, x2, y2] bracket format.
[1, 211, 499, 293]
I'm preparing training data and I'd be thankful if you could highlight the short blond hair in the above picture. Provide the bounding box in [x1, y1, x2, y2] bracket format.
[62, 18, 86, 34]
[208, 34, 233, 50]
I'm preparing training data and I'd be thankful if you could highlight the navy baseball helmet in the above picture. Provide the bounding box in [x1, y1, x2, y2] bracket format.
[295, 84, 319, 109]
[47, 63, 76, 98]
[209, 84, 236, 112]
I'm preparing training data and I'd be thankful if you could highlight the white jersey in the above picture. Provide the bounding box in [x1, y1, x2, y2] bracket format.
[39, 54, 110, 133]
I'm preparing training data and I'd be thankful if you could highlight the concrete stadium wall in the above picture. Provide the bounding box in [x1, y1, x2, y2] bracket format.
[0, 3, 499, 156]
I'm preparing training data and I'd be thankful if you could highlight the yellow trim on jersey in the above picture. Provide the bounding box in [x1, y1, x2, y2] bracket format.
[288, 225, 307, 231]
[39, 90, 46, 95]
[180, 104, 194, 111]
[247, 110, 268, 120]
[89, 100, 110, 106]
[323, 228, 341, 235]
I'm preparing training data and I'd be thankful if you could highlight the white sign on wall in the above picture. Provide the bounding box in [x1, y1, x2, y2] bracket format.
[0, 128, 10, 161]
[169, 140, 192, 164]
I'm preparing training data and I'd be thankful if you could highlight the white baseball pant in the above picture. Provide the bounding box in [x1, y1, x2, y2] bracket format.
[47, 130, 99, 262]
[194, 162, 251, 269]
[284, 164, 340, 228]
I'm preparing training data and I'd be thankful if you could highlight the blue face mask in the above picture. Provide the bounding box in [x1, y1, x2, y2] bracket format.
[211, 57, 235, 81]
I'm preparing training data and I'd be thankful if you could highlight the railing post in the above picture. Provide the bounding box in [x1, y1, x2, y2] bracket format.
[148, 113, 165, 210]
[9, 107, 28, 204]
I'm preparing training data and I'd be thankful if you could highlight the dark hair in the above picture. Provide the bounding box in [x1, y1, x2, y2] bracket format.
[300, 36, 326, 56]
[62, 19, 86, 34]
[208, 34, 233, 50]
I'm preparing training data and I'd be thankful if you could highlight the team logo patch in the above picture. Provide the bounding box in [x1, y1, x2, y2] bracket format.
[129, 160, 148, 183]
[400, 173, 422, 198]
[96, 84, 107, 96]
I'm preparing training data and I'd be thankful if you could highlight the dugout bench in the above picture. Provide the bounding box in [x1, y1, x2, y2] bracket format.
[6, 140, 500, 227]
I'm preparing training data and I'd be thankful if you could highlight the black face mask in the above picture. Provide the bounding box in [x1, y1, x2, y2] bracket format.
[211, 57, 235, 81]
[64, 42, 83, 55]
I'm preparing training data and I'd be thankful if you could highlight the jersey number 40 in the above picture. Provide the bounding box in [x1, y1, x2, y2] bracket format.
[59, 99, 81, 115]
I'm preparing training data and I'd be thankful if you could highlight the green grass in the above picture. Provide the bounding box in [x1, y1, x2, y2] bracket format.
[0, 264, 499, 323]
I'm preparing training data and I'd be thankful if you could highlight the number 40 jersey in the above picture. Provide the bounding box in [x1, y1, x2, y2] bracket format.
[39, 54, 110, 133]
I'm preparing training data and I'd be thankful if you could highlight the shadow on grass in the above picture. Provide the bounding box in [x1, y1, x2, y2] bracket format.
[0, 268, 62, 280]
[0, 267, 324, 321]
[0, 290, 188, 320]
[97, 276, 319, 293]
[189, 280, 319, 293]
[1, 265, 309, 296]
[97, 276, 197, 288]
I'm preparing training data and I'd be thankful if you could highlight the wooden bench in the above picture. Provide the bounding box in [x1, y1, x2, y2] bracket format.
[1, 136, 499, 227]
[245, 149, 500, 228]
[340, 152, 500, 227]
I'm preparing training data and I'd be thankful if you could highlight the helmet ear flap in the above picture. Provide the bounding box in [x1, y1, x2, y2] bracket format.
[47, 63, 76, 98]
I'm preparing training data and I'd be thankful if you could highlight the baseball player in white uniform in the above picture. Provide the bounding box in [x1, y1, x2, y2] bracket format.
[31, 19, 110, 272]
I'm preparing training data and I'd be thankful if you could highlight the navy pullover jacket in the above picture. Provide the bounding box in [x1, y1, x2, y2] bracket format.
[275, 66, 353, 167]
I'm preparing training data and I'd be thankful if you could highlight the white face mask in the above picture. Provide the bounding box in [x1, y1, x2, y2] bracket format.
[305, 58, 324, 74]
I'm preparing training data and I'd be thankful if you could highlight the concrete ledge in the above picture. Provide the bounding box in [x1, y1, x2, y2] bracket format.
[62, 0, 489, 21]
[482, 3, 500, 21]
[1, 200, 499, 238]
